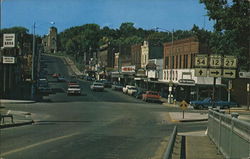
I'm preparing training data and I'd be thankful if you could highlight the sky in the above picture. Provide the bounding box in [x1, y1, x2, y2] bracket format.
[1, 0, 214, 35]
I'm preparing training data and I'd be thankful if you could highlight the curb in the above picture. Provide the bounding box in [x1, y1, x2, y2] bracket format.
[0, 100, 36, 104]
[162, 102, 179, 107]
[0, 120, 34, 129]
[178, 118, 208, 122]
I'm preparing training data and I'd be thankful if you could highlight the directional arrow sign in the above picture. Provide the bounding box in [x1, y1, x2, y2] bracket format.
[209, 69, 222, 77]
[195, 68, 207, 77]
[223, 69, 236, 78]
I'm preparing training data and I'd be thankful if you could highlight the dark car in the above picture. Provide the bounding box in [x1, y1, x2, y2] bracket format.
[190, 98, 239, 109]
[133, 89, 147, 99]
[102, 80, 112, 88]
[111, 83, 123, 91]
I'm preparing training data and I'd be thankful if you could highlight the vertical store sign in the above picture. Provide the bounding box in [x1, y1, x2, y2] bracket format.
[3, 34, 15, 48]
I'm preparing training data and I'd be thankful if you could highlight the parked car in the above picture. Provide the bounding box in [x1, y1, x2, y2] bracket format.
[102, 80, 112, 88]
[90, 82, 104, 91]
[111, 83, 123, 91]
[127, 86, 137, 96]
[122, 85, 134, 94]
[133, 89, 147, 99]
[189, 98, 239, 109]
[57, 76, 67, 82]
[52, 73, 60, 78]
[37, 86, 52, 95]
[85, 76, 95, 81]
[67, 84, 81, 96]
[142, 91, 161, 102]
[68, 80, 78, 86]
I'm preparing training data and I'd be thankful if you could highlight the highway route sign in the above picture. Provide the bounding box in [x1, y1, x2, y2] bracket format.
[179, 100, 188, 110]
[195, 55, 208, 67]
[210, 55, 222, 67]
[195, 68, 207, 77]
[209, 68, 222, 77]
[223, 69, 236, 78]
[223, 56, 237, 68]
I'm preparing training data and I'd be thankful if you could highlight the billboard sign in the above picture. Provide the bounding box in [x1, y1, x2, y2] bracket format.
[121, 66, 135, 73]
[3, 56, 16, 64]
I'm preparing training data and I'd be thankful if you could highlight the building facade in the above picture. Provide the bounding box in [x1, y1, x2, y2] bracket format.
[43, 27, 57, 53]
[162, 37, 223, 102]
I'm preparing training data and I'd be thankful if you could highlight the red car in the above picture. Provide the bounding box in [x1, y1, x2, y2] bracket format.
[142, 91, 161, 103]
[52, 73, 60, 78]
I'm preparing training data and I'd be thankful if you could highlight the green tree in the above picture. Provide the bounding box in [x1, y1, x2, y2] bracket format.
[200, 0, 250, 70]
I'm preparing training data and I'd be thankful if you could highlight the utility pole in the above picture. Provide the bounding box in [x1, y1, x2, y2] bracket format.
[31, 22, 36, 99]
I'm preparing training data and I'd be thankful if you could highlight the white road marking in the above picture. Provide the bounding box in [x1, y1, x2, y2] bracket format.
[1, 132, 80, 156]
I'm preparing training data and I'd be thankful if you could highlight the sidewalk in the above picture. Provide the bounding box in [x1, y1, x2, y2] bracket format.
[172, 131, 224, 159]
[169, 112, 208, 122]
[0, 109, 34, 129]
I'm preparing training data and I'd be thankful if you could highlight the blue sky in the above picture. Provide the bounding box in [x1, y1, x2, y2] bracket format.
[2, 0, 214, 35]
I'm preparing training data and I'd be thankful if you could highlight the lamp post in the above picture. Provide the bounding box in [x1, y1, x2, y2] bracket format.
[31, 21, 55, 99]
[156, 27, 174, 103]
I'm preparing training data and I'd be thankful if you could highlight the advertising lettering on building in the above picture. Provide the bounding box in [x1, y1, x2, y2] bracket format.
[122, 66, 135, 73]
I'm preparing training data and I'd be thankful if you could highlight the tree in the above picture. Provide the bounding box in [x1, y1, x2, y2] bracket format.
[200, 0, 250, 70]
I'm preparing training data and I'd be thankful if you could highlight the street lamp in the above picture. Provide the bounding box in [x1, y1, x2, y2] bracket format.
[31, 21, 55, 99]
[155, 27, 174, 104]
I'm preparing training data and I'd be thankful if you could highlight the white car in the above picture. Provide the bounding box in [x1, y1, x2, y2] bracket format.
[122, 85, 134, 94]
[67, 84, 81, 95]
[90, 82, 104, 91]
[127, 87, 137, 96]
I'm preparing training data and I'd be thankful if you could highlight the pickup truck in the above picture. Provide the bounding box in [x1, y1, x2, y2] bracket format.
[67, 84, 81, 96]
[189, 98, 238, 109]
[142, 91, 161, 102]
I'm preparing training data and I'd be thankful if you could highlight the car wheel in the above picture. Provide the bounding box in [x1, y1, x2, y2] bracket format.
[198, 105, 203, 110]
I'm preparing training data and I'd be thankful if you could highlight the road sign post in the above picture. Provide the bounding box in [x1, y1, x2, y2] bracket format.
[179, 100, 188, 119]
[247, 83, 250, 110]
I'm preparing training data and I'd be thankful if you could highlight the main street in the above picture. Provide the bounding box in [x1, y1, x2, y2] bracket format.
[0, 55, 207, 159]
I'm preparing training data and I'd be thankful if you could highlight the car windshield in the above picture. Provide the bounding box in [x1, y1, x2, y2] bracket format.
[69, 85, 80, 88]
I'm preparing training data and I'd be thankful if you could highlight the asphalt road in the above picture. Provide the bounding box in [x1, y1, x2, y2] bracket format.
[0, 55, 207, 159]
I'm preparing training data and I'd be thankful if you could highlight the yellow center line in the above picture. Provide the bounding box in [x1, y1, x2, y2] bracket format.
[1, 132, 80, 157]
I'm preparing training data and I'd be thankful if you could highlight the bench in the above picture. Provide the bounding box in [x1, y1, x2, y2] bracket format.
[0, 114, 14, 124]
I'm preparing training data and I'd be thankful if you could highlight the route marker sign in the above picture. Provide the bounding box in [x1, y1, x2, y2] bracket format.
[195, 55, 208, 67]
[223, 56, 237, 68]
[195, 68, 207, 77]
[210, 55, 222, 67]
[223, 69, 236, 78]
[209, 68, 222, 77]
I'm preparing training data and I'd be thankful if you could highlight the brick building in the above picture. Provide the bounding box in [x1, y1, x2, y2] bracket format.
[162, 37, 224, 102]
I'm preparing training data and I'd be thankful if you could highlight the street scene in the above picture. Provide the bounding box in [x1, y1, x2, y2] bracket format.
[0, 0, 250, 159]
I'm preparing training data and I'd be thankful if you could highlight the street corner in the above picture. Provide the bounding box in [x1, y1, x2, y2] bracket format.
[168, 112, 208, 123]
[0, 110, 35, 129]
[0, 120, 34, 129]
[161, 102, 179, 108]
[0, 99, 36, 104]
